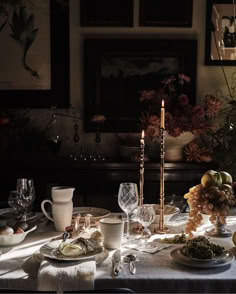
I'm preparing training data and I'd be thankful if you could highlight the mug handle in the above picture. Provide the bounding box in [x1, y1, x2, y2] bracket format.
[41, 200, 54, 222]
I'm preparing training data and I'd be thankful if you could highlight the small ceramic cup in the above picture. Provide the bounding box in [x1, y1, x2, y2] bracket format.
[99, 218, 124, 249]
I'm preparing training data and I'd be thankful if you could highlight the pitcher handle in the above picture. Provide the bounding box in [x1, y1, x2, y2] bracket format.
[41, 200, 54, 222]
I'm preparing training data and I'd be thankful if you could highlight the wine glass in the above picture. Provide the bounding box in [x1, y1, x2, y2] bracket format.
[8, 190, 24, 219]
[16, 178, 35, 222]
[136, 204, 156, 242]
[118, 182, 139, 241]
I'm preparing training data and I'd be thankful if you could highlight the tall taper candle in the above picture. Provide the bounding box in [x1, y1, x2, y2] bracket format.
[139, 130, 145, 206]
[155, 100, 169, 234]
[161, 99, 165, 129]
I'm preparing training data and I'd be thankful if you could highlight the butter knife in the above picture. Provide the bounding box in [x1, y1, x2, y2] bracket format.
[112, 249, 121, 276]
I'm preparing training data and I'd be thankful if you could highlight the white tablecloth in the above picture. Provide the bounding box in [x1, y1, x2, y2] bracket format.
[0, 228, 96, 292]
[0, 214, 236, 293]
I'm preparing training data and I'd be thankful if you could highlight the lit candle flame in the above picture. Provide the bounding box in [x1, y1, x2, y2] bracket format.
[162, 99, 164, 108]
[141, 130, 145, 139]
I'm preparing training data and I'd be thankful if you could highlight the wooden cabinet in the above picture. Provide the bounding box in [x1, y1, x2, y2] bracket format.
[0, 160, 214, 212]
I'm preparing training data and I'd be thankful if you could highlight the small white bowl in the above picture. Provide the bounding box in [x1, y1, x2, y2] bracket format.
[152, 204, 180, 224]
[0, 225, 37, 247]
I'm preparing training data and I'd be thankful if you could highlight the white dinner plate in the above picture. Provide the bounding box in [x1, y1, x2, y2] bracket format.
[35, 246, 108, 265]
[40, 239, 105, 261]
[170, 248, 235, 268]
[73, 207, 111, 221]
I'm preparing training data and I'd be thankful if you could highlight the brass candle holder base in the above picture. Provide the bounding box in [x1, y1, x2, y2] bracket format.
[155, 227, 170, 234]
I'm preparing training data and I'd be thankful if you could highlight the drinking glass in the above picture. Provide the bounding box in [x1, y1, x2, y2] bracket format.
[136, 204, 156, 241]
[8, 190, 24, 218]
[16, 178, 35, 221]
[118, 182, 139, 240]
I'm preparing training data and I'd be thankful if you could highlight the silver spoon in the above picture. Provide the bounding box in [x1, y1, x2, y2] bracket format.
[124, 253, 137, 275]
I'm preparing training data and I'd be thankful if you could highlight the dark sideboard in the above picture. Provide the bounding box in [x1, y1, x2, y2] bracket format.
[0, 159, 215, 212]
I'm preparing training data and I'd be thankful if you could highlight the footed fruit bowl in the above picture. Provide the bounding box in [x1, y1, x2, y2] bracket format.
[185, 169, 236, 238]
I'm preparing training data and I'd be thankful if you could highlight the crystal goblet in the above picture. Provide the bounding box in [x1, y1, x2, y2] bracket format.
[8, 190, 24, 219]
[118, 182, 139, 241]
[136, 204, 156, 241]
[16, 178, 35, 222]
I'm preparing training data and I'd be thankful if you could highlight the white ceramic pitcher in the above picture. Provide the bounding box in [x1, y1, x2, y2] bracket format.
[41, 186, 75, 231]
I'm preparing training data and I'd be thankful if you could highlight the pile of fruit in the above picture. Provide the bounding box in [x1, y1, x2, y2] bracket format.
[0, 221, 28, 236]
[184, 170, 236, 238]
[181, 235, 225, 259]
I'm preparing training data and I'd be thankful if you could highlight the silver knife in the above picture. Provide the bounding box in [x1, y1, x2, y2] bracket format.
[112, 249, 121, 276]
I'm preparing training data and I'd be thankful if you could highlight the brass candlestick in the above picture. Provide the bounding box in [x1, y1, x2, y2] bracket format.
[139, 136, 145, 207]
[155, 127, 169, 234]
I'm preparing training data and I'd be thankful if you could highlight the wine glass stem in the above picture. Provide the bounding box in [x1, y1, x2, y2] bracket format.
[142, 227, 148, 243]
[126, 213, 131, 239]
[23, 205, 27, 222]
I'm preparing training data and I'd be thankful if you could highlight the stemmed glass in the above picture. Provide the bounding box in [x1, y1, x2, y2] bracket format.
[16, 178, 35, 222]
[8, 190, 24, 219]
[136, 204, 156, 243]
[118, 182, 139, 241]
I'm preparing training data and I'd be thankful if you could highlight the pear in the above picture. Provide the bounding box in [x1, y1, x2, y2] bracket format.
[201, 170, 222, 188]
[219, 171, 233, 185]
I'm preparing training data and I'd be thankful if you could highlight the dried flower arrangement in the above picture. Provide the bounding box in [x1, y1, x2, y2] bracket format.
[139, 73, 208, 141]
[184, 72, 236, 174]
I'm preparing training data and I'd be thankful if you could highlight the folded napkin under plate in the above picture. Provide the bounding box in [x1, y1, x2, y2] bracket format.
[35, 241, 108, 293]
[37, 258, 96, 293]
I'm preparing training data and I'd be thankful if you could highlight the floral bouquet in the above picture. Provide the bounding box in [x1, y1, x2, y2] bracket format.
[139, 73, 208, 141]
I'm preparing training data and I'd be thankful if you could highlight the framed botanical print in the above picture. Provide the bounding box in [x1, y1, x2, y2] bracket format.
[139, 0, 193, 27]
[0, 0, 70, 108]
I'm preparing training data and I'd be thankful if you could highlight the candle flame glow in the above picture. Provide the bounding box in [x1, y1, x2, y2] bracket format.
[141, 130, 145, 139]
[162, 100, 165, 108]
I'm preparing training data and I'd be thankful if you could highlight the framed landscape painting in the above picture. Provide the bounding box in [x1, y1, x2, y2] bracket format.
[84, 39, 197, 132]
[0, 0, 70, 108]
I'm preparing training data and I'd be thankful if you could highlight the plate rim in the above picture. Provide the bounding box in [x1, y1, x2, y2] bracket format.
[0, 207, 38, 221]
[170, 248, 235, 268]
[35, 247, 108, 265]
[39, 239, 105, 261]
[73, 207, 111, 220]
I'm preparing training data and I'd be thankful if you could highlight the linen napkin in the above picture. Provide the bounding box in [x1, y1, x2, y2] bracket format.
[124, 240, 172, 254]
[37, 257, 96, 293]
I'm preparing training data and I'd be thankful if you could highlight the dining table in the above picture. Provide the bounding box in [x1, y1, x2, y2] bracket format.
[0, 210, 236, 294]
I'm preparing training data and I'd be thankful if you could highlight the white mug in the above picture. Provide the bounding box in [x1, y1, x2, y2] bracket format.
[41, 186, 75, 232]
[99, 218, 124, 249]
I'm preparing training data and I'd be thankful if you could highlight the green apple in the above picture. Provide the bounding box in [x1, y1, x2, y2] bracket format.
[201, 170, 222, 188]
[219, 171, 233, 185]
